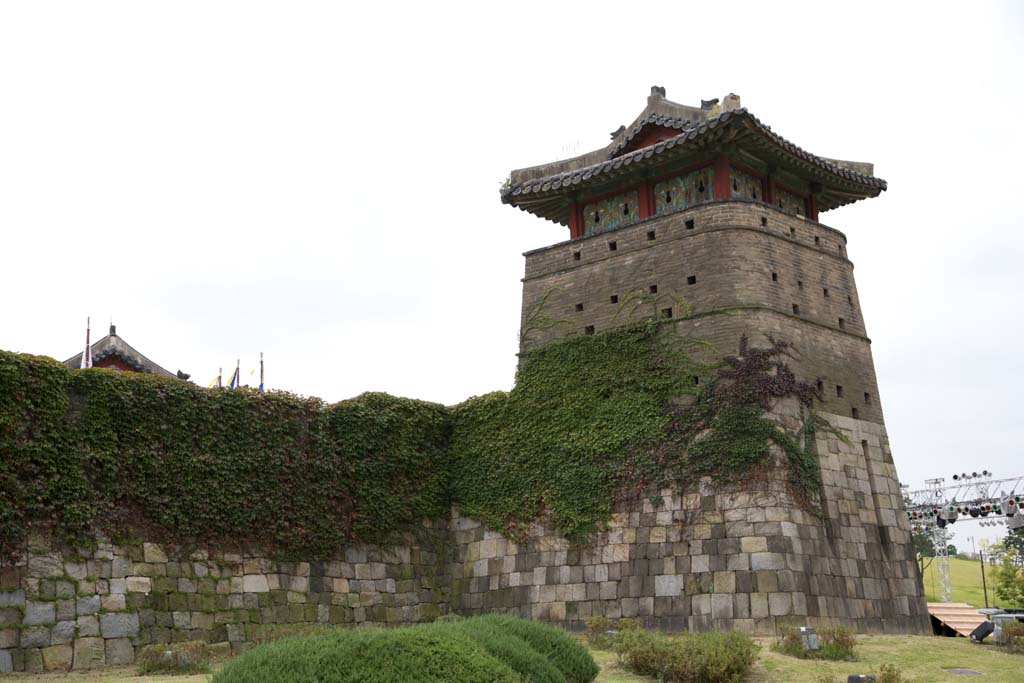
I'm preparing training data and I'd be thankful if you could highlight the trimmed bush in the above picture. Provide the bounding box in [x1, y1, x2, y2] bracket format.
[136, 641, 210, 675]
[1001, 619, 1024, 654]
[438, 620, 564, 683]
[212, 615, 599, 683]
[212, 627, 521, 683]
[474, 613, 599, 683]
[584, 615, 640, 651]
[615, 628, 758, 683]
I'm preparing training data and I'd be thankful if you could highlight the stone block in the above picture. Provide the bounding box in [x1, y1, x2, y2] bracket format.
[41, 643, 73, 671]
[243, 575, 270, 593]
[740, 536, 768, 553]
[76, 595, 100, 616]
[100, 612, 139, 638]
[77, 615, 99, 637]
[51, 620, 76, 645]
[143, 543, 168, 564]
[105, 637, 134, 665]
[24, 601, 56, 625]
[713, 571, 735, 593]
[126, 576, 152, 593]
[55, 599, 75, 621]
[654, 575, 680, 597]
[768, 592, 792, 616]
[0, 590, 25, 607]
[21, 626, 50, 648]
[101, 594, 126, 611]
[0, 649, 11, 674]
[73, 637, 105, 670]
[711, 593, 733, 619]
[750, 552, 785, 571]
[28, 554, 64, 579]
[0, 629, 16, 648]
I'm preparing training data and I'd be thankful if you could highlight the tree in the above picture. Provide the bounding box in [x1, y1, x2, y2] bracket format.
[1005, 527, 1024, 555]
[991, 543, 1024, 607]
[946, 544, 957, 556]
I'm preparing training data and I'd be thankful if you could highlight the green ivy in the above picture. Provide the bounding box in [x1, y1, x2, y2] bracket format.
[0, 323, 826, 558]
[0, 353, 449, 560]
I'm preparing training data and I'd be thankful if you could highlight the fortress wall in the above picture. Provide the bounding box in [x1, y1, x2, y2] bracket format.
[0, 401, 929, 675]
[449, 402, 928, 636]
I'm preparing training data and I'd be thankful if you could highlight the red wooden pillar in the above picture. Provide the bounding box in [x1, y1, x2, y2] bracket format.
[638, 179, 655, 219]
[806, 193, 819, 222]
[764, 173, 775, 205]
[712, 155, 731, 200]
[567, 201, 584, 239]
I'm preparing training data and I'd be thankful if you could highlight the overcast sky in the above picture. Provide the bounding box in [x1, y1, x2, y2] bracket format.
[1, 2, 1021, 548]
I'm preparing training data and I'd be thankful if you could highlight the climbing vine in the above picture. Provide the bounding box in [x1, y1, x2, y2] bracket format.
[0, 324, 829, 558]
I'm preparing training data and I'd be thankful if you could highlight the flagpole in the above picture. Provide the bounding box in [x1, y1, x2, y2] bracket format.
[80, 317, 92, 369]
[259, 352, 264, 393]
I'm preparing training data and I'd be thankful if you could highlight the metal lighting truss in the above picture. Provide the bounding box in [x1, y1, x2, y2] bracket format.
[902, 473, 1024, 602]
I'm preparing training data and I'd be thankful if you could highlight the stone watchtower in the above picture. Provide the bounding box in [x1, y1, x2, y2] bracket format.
[500, 88, 929, 632]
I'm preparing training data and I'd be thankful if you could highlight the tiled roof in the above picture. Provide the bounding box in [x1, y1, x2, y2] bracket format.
[502, 108, 886, 214]
[607, 113, 699, 158]
[64, 332, 178, 378]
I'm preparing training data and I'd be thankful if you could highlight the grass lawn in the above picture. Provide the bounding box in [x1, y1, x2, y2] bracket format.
[1, 634, 1021, 682]
[919, 555, 1011, 607]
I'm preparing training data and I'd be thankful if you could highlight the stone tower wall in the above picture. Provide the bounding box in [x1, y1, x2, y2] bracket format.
[521, 200, 879, 423]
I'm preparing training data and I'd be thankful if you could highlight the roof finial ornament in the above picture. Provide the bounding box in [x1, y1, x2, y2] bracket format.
[609, 124, 626, 140]
[110, 323, 117, 336]
[648, 85, 666, 104]
[722, 93, 742, 112]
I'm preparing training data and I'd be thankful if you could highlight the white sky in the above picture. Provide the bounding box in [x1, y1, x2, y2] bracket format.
[1, 2, 1021, 549]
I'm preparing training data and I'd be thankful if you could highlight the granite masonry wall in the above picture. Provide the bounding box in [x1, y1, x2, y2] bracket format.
[0, 402, 929, 673]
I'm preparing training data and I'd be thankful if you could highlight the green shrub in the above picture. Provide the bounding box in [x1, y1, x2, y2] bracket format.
[136, 641, 210, 675]
[440, 619, 564, 683]
[584, 615, 640, 651]
[615, 628, 757, 683]
[773, 626, 856, 661]
[213, 615, 598, 683]
[248, 622, 335, 645]
[1001, 619, 1024, 654]
[877, 663, 904, 683]
[212, 627, 521, 683]
[474, 614, 599, 683]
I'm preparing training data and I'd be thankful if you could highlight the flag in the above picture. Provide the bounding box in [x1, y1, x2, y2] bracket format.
[228, 359, 240, 389]
[80, 317, 93, 369]
[259, 352, 264, 393]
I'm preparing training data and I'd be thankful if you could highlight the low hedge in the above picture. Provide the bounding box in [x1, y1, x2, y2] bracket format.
[615, 628, 758, 683]
[136, 640, 210, 675]
[212, 615, 598, 683]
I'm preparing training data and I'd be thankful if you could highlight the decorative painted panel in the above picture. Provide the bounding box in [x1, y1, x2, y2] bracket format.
[654, 166, 714, 216]
[583, 190, 640, 236]
[730, 167, 763, 201]
[776, 187, 806, 216]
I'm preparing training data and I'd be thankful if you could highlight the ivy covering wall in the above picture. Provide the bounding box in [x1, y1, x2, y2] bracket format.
[0, 324, 824, 560]
[0, 353, 449, 560]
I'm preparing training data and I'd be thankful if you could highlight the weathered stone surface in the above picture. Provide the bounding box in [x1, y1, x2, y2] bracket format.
[104, 637, 134, 665]
[0, 590, 25, 607]
[0, 649, 12, 674]
[55, 599, 76, 621]
[20, 627, 50, 649]
[242, 575, 270, 593]
[27, 554, 64, 579]
[76, 595, 100, 616]
[126, 576, 152, 593]
[143, 543, 168, 564]
[76, 615, 99, 637]
[73, 637, 105, 670]
[23, 601, 55, 626]
[0, 629, 17, 648]
[51, 621, 76, 645]
[41, 643, 73, 672]
[99, 612, 139, 639]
